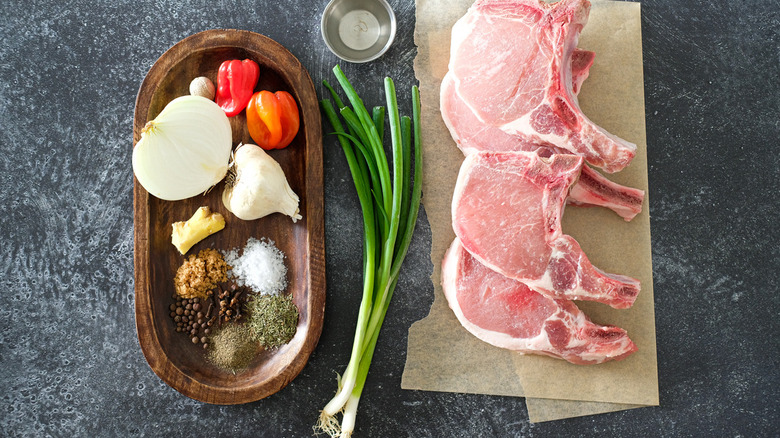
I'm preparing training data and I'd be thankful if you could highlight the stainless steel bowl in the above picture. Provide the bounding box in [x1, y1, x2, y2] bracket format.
[321, 0, 396, 63]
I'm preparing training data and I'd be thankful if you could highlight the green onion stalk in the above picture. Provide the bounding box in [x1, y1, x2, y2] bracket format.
[315, 65, 423, 438]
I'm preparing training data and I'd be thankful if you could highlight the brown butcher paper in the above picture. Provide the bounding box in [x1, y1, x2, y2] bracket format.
[401, 0, 659, 422]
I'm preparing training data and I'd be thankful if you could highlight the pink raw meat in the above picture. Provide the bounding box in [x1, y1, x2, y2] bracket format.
[568, 163, 645, 221]
[446, 0, 636, 173]
[570, 48, 595, 94]
[442, 238, 637, 364]
[441, 47, 594, 157]
[441, 72, 547, 155]
[440, 75, 644, 221]
[452, 151, 640, 309]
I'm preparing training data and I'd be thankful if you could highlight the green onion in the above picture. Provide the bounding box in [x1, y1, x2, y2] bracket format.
[316, 65, 423, 438]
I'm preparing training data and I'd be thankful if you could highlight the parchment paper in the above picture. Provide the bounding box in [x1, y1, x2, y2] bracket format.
[401, 0, 659, 422]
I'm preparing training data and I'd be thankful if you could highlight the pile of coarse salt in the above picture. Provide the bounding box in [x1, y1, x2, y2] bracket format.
[223, 237, 287, 295]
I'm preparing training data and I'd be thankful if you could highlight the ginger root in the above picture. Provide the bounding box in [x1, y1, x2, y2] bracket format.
[171, 206, 225, 255]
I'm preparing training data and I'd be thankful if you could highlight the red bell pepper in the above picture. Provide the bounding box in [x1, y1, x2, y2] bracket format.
[215, 59, 260, 117]
[246, 90, 300, 149]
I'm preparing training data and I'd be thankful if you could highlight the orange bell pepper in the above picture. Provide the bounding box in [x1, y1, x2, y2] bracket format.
[246, 90, 300, 149]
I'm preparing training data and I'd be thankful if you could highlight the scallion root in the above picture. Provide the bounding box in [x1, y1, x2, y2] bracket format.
[314, 411, 342, 438]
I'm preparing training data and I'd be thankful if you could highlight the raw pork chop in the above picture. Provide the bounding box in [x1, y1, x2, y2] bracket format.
[440, 47, 594, 156]
[442, 238, 637, 364]
[452, 151, 640, 309]
[446, 0, 636, 173]
[441, 75, 644, 221]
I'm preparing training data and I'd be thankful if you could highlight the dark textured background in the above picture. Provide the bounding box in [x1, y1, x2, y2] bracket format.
[1, 0, 778, 436]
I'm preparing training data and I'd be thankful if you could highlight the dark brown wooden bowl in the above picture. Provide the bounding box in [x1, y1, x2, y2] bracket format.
[132, 29, 325, 404]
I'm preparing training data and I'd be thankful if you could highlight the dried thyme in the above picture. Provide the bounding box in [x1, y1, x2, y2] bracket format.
[246, 294, 299, 349]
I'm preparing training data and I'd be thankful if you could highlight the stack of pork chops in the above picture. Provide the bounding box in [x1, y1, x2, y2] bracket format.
[441, 0, 644, 365]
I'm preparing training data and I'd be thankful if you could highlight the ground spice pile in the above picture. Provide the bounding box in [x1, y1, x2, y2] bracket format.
[246, 293, 299, 349]
[174, 248, 228, 299]
[206, 323, 259, 373]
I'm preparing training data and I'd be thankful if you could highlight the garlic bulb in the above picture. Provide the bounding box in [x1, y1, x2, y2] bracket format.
[132, 95, 232, 201]
[222, 144, 302, 222]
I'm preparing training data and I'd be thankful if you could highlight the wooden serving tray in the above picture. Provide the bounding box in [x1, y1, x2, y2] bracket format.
[132, 29, 325, 404]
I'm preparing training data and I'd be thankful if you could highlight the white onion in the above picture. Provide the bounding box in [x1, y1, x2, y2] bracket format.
[132, 95, 232, 201]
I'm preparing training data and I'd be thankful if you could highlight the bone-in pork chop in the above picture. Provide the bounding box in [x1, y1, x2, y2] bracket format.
[440, 74, 644, 221]
[447, 0, 636, 173]
[443, 238, 637, 364]
[452, 151, 640, 309]
[440, 48, 594, 157]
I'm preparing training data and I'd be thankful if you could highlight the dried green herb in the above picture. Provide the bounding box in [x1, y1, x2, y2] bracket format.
[206, 323, 258, 373]
[246, 293, 299, 349]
